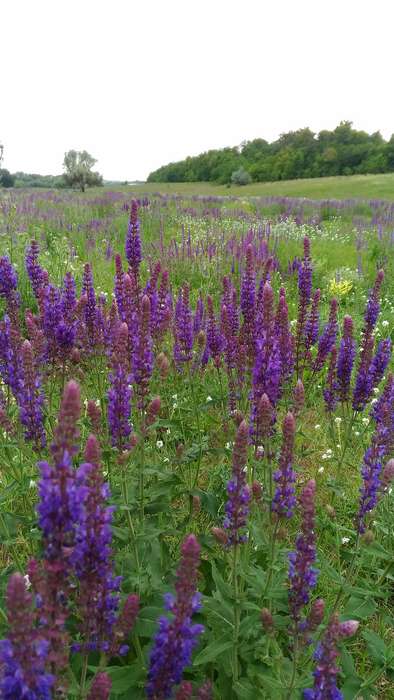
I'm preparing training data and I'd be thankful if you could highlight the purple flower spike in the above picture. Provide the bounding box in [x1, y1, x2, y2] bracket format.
[174, 284, 193, 369]
[304, 614, 359, 699]
[305, 289, 321, 351]
[87, 672, 112, 700]
[313, 298, 338, 372]
[288, 480, 318, 633]
[206, 295, 224, 369]
[336, 315, 356, 402]
[357, 373, 394, 533]
[272, 412, 297, 518]
[295, 237, 313, 373]
[0, 573, 54, 700]
[18, 340, 46, 450]
[74, 435, 138, 654]
[223, 420, 251, 545]
[133, 294, 153, 411]
[147, 534, 204, 699]
[125, 200, 142, 275]
[108, 322, 132, 449]
[25, 240, 46, 299]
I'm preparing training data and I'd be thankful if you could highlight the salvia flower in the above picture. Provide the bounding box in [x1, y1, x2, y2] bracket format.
[288, 480, 318, 632]
[0, 314, 23, 399]
[125, 199, 142, 275]
[313, 298, 338, 372]
[108, 322, 133, 449]
[206, 295, 224, 368]
[363, 269, 384, 337]
[356, 374, 394, 532]
[87, 672, 112, 700]
[272, 412, 297, 518]
[133, 294, 154, 411]
[336, 315, 356, 402]
[174, 284, 193, 369]
[25, 240, 46, 299]
[0, 573, 54, 700]
[303, 614, 359, 699]
[223, 420, 251, 545]
[305, 289, 321, 351]
[146, 534, 204, 699]
[18, 340, 46, 449]
[295, 237, 313, 373]
[0, 255, 18, 298]
[73, 435, 138, 654]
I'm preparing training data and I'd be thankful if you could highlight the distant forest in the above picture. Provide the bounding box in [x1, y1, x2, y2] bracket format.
[147, 121, 394, 184]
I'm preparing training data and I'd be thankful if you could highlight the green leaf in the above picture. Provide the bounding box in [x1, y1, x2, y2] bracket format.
[193, 637, 233, 666]
[104, 665, 144, 695]
[133, 606, 163, 637]
[343, 595, 376, 620]
[233, 678, 256, 700]
[362, 630, 387, 664]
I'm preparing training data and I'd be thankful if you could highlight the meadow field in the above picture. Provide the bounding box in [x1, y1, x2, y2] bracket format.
[0, 186, 393, 699]
[128, 172, 394, 201]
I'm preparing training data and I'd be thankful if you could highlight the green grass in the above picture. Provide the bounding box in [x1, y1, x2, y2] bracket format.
[126, 173, 394, 200]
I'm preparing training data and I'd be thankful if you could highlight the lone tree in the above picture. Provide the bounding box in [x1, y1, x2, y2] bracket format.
[63, 150, 103, 192]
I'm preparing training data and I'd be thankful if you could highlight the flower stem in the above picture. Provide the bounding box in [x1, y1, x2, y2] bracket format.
[232, 544, 240, 686]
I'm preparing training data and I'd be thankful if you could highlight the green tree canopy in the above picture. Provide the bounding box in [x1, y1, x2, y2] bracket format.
[63, 150, 103, 192]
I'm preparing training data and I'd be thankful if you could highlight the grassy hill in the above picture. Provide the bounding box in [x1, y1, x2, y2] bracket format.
[129, 172, 394, 201]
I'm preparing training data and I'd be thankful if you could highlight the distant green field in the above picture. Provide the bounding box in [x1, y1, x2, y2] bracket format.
[128, 173, 394, 200]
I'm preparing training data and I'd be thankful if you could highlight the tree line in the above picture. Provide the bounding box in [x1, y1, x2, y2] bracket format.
[0, 150, 103, 190]
[147, 121, 394, 184]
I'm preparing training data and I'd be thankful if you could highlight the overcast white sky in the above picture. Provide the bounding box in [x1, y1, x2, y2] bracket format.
[2, 0, 394, 181]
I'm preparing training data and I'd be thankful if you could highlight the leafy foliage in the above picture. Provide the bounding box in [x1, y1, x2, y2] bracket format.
[148, 121, 394, 183]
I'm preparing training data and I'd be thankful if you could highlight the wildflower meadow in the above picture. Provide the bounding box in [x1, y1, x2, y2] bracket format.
[0, 188, 394, 699]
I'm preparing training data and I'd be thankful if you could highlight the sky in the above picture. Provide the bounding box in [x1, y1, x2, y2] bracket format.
[2, 0, 394, 181]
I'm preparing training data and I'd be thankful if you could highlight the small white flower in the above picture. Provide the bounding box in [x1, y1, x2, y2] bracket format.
[206, 396, 213, 402]
[334, 417, 342, 425]
[318, 466, 324, 473]
[322, 453, 328, 460]
[326, 449, 333, 455]
[172, 403, 178, 409]
[163, 457, 170, 463]
[362, 417, 369, 425]
[341, 537, 350, 544]
[371, 398, 378, 405]
[373, 387, 379, 395]
[156, 440, 164, 449]
[172, 394, 178, 400]
[29, 480, 36, 489]
[336, 444, 341, 449]
[382, 320, 389, 327]
[256, 445, 264, 458]
[314, 424, 321, 430]
[225, 442, 231, 450]
[24, 574, 31, 590]
[354, 431, 360, 437]
[166, 428, 171, 435]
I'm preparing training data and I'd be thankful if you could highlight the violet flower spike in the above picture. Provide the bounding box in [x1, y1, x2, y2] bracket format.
[272, 412, 297, 518]
[336, 315, 356, 402]
[107, 322, 133, 449]
[303, 614, 359, 699]
[18, 339, 46, 450]
[0, 573, 54, 700]
[146, 534, 204, 699]
[223, 420, 251, 545]
[125, 199, 142, 275]
[288, 480, 318, 634]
